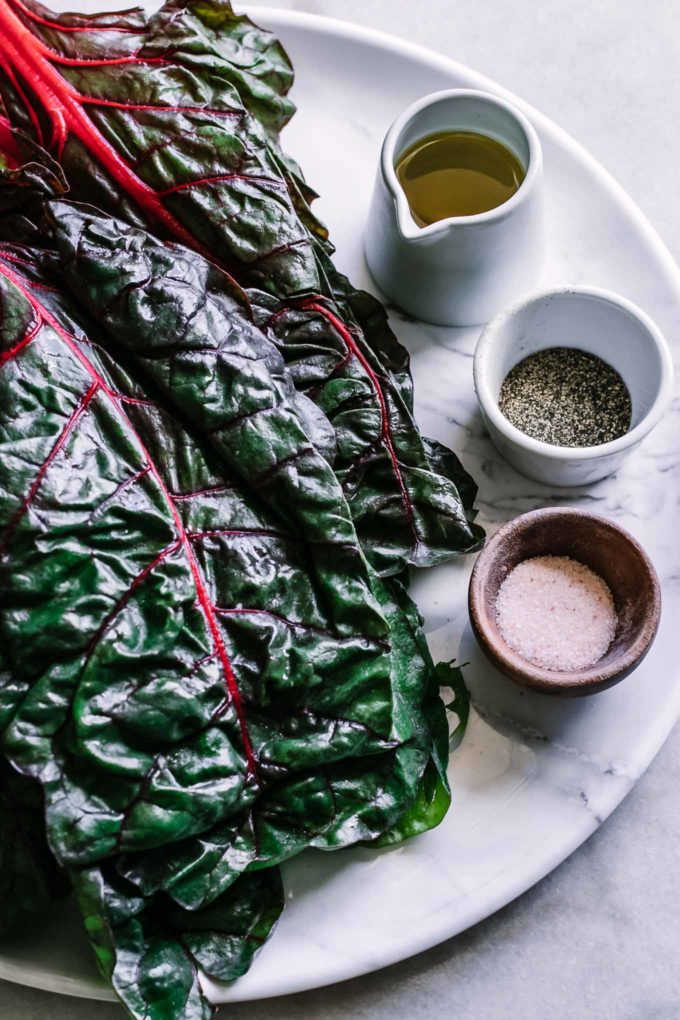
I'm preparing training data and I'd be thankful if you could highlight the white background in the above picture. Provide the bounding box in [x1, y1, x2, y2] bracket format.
[2, 2, 680, 1018]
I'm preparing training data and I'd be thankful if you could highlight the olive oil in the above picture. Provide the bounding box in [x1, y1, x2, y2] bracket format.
[395, 130, 526, 225]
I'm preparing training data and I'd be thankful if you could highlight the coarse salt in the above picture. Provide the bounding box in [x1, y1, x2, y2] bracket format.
[495, 555, 617, 672]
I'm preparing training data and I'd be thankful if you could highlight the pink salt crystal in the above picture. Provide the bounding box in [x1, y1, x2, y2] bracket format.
[495, 555, 617, 672]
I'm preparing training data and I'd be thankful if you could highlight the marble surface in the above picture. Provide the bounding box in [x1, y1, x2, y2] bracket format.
[2, 1, 680, 1018]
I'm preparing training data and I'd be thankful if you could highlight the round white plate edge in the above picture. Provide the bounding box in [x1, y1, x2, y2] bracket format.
[0, 4, 679, 1004]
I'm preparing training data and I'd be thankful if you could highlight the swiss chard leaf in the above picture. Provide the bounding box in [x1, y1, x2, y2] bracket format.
[0, 6, 480, 1011]
[73, 863, 284, 1020]
[0, 226, 450, 1018]
[13, 198, 451, 906]
[0, 0, 484, 575]
[112, 572, 448, 911]
[0, 239, 418, 863]
[438, 659, 471, 752]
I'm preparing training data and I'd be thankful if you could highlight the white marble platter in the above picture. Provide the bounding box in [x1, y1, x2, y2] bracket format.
[1, 3, 679, 1006]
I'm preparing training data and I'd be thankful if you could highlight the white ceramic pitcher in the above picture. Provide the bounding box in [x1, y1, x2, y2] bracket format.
[365, 89, 545, 327]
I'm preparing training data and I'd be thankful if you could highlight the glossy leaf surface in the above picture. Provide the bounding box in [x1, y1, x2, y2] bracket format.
[44, 198, 451, 898]
[0, 237, 423, 862]
[0, 0, 484, 575]
[0, 223, 449, 1018]
[0, 2, 481, 1009]
[74, 864, 284, 1020]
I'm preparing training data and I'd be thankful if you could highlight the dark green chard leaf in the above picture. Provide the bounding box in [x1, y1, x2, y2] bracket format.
[0, 238, 403, 862]
[32, 196, 450, 900]
[48, 201, 355, 559]
[172, 0, 297, 136]
[0, 0, 484, 576]
[73, 864, 284, 1020]
[438, 660, 471, 752]
[370, 581, 452, 847]
[112, 571, 447, 909]
[0, 3, 481, 1007]
[250, 283, 484, 576]
[0, 218, 452, 1018]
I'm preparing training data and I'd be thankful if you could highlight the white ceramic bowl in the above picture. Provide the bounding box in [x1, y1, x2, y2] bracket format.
[473, 286, 674, 486]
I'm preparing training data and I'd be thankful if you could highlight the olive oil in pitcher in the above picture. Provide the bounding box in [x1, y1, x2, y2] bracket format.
[395, 130, 525, 225]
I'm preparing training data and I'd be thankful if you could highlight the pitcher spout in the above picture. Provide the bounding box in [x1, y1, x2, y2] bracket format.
[394, 193, 449, 242]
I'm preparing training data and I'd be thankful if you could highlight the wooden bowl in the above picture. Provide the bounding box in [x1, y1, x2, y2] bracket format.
[468, 508, 661, 696]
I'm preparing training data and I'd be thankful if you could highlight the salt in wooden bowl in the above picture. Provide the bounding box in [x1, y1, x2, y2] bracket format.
[468, 507, 661, 696]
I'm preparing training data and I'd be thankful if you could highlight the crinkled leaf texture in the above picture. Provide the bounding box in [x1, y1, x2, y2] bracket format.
[47, 195, 453, 862]
[0, 0, 484, 576]
[74, 864, 284, 1020]
[0, 1, 482, 1009]
[0, 199, 450, 1018]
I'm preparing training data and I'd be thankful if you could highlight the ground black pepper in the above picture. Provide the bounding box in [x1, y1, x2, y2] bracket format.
[498, 347, 632, 447]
